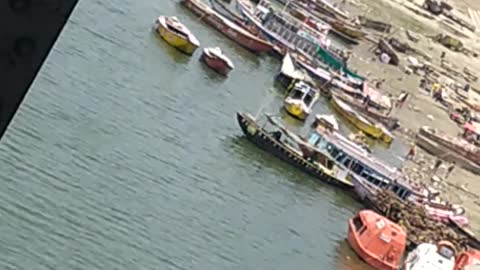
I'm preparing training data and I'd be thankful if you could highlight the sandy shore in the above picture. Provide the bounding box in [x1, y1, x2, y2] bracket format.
[337, 0, 480, 233]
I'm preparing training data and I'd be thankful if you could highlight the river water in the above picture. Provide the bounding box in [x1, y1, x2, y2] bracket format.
[0, 0, 383, 269]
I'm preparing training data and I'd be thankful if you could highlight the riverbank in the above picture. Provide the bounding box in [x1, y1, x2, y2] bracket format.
[338, 0, 480, 233]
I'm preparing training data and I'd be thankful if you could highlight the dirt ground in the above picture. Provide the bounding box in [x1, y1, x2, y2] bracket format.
[339, 0, 480, 233]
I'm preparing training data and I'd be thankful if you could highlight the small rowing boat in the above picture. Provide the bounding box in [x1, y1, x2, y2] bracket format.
[201, 47, 234, 75]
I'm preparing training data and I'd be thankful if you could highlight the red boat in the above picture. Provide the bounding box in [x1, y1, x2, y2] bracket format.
[201, 47, 234, 75]
[348, 210, 407, 270]
[181, 0, 273, 53]
[455, 249, 480, 270]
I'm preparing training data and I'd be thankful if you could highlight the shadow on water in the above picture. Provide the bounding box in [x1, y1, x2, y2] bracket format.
[334, 239, 372, 270]
[226, 135, 328, 190]
[198, 60, 230, 82]
[149, 31, 193, 64]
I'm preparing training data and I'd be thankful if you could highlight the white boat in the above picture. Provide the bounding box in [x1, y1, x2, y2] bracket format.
[402, 241, 456, 270]
[283, 81, 320, 120]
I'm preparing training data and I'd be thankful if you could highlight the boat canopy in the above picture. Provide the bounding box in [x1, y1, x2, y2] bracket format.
[281, 53, 306, 81]
[315, 45, 364, 81]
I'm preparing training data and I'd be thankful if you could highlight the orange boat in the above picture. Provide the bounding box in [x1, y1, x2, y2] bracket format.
[455, 249, 480, 270]
[347, 210, 407, 270]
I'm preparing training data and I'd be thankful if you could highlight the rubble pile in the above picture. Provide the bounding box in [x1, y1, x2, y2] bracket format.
[370, 190, 469, 251]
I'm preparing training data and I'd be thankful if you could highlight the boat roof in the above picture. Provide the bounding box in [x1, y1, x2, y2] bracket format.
[266, 113, 402, 180]
[281, 53, 307, 80]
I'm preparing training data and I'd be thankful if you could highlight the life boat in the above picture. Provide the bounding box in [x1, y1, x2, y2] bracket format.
[347, 210, 407, 270]
[402, 241, 457, 270]
[455, 249, 480, 270]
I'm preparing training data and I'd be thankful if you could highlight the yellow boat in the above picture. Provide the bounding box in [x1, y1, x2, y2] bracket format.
[284, 81, 320, 120]
[154, 16, 200, 55]
[331, 95, 393, 144]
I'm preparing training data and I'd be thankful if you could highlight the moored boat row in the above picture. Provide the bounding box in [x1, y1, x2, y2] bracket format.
[150, 0, 480, 268]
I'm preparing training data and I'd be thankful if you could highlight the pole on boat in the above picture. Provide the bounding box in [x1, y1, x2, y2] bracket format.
[254, 88, 275, 120]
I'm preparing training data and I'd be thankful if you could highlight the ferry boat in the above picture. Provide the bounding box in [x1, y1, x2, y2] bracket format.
[236, 112, 354, 188]
[347, 210, 407, 270]
[201, 47, 234, 75]
[181, 0, 273, 53]
[283, 81, 319, 120]
[330, 94, 394, 144]
[402, 241, 457, 270]
[154, 16, 200, 55]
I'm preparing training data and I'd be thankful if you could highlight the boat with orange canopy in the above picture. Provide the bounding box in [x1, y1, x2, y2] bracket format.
[347, 210, 407, 270]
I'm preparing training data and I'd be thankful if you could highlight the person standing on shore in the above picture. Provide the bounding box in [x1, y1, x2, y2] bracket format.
[432, 159, 442, 174]
[405, 142, 416, 161]
[445, 162, 456, 179]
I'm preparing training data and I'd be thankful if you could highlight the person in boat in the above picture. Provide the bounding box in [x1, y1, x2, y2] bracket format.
[269, 130, 282, 141]
[445, 162, 456, 179]
[363, 94, 370, 105]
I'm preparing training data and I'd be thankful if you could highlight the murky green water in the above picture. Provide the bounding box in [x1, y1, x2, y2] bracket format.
[0, 0, 391, 269]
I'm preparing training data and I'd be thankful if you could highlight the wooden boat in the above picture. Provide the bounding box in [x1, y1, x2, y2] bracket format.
[330, 20, 367, 40]
[378, 38, 400, 66]
[403, 241, 457, 270]
[358, 16, 392, 33]
[351, 173, 469, 227]
[154, 16, 200, 55]
[236, 112, 354, 188]
[287, 3, 365, 44]
[416, 126, 480, 174]
[307, 0, 350, 20]
[335, 92, 399, 130]
[201, 47, 234, 75]
[181, 0, 273, 53]
[236, 0, 330, 54]
[331, 95, 394, 143]
[283, 81, 320, 120]
[347, 210, 406, 270]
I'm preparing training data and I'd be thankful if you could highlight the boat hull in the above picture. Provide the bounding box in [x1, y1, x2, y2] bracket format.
[331, 96, 388, 142]
[156, 21, 199, 55]
[415, 129, 480, 175]
[181, 0, 273, 53]
[236, 112, 353, 188]
[284, 101, 309, 120]
[331, 21, 367, 40]
[201, 52, 233, 75]
[335, 93, 399, 130]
